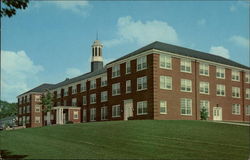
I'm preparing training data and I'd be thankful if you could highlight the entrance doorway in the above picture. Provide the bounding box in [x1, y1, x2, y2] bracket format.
[213, 107, 222, 121]
[124, 99, 133, 120]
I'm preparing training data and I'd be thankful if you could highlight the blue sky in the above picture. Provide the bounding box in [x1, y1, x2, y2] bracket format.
[1, 1, 249, 102]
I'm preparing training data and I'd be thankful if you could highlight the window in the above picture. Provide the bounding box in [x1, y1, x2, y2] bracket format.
[137, 76, 147, 91]
[64, 88, 68, 96]
[246, 105, 250, 115]
[232, 104, 240, 115]
[160, 101, 167, 114]
[199, 82, 209, 94]
[137, 56, 147, 71]
[64, 100, 67, 106]
[246, 89, 250, 99]
[126, 80, 131, 93]
[181, 79, 192, 92]
[72, 98, 77, 106]
[35, 116, 40, 123]
[160, 76, 172, 90]
[90, 108, 96, 121]
[72, 86, 77, 94]
[180, 59, 191, 73]
[160, 54, 172, 69]
[101, 76, 107, 87]
[137, 101, 147, 115]
[112, 83, 120, 96]
[112, 65, 120, 78]
[112, 105, 120, 117]
[73, 111, 79, 119]
[200, 100, 210, 117]
[180, 98, 192, 116]
[26, 116, 30, 124]
[82, 96, 87, 105]
[22, 116, 26, 124]
[216, 84, 225, 96]
[199, 63, 209, 76]
[90, 79, 96, 90]
[101, 91, 108, 102]
[35, 95, 41, 102]
[83, 109, 87, 122]
[126, 61, 131, 74]
[90, 94, 96, 104]
[19, 107, 22, 114]
[232, 70, 240, 81]
[232, 87, 240, 98]
[23, 106, 26, 114]
[216, 67, 225, 79]
[26, 106, 30, 113]
[57, 90, 61, 97]
[245, 73, 250, 83]
[35, 105, 41, 112]
[81, 81, 86, 92]
[101, 107, 108, 120]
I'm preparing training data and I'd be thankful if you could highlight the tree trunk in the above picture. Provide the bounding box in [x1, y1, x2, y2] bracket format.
[47, 111, 51, 125]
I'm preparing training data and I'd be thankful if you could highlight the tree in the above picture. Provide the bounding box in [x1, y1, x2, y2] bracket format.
[0, 100, 17, 119]
[1, 0, 29, 18]
[200, 107, 208, 120]
[41, 90, 53, 126]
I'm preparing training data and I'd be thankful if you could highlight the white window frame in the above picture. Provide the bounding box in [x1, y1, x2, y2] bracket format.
[160, 76, 172, 90]
[199, 82, 209, 95]
[35, 105, 41, 112]
[82, 96, 87, 105]
[232, 87, 240, 98]
[232, 70, 240, 82]
[126, 61, 131, 74]
[199, 63, 209, 76]
[64, 88, 68, 96]
[101, 76, 107, 87]
[160, 101, 167, 114]
[137, 101, 147, 115]
[73, 111, 79, 119]
[80, 81, 86, 92]
[137, 76, 147, 91]
[35, 116, 40, 123]
[180, 59, 191, 73]
[181, 79, 192, 92]
[216, 67, 225, 79]
[90, 108, 96, 121]
[90, 79, 96, 90]
[112, 83, 121, 96]
[112, 105, 121, 117]
[200, 100, 210, 117]
[245, 73, 250, 83]
[126, 80, 132, 93]
[101, 106, 108, 120]
[72, 86, 77, 94]
[160, 54, 172, 69]
[180, 98, 192, 116]
[246, 105, 250, 115]
[246, 88, 250, 100]
[216, 84, 226, 96]
[90, 94, 96, 104]
[72, 98, 77, 106]
[112, 65, 120, 78]
[137, 56, 147, 71]
[232, 104, 240, 115]
[35, 95, 41, 102]
[101, 91, 108, 102]
[26, 105, 30, 113]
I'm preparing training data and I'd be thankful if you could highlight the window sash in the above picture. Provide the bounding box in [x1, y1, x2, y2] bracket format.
[112, 105, 121, 117]
[160, 55, 171, 69]
[160, 76, 172, 90]
[181, 99, 192, 115]
[137, 101, 147, 115]
[112, 83, 120, 96]
[160, 101, 167, 114]
[137, 56, 147, 71]
[137, 77, 147, 90]
[181, 79, 192, 92]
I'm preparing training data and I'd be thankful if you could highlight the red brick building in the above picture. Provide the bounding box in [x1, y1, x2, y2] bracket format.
[17, 40, 250, 128]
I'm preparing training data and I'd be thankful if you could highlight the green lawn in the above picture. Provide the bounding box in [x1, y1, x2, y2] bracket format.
[0, 120, 249, 159]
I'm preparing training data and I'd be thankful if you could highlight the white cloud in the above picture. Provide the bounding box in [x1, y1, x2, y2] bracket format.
[65, 68, 82, 78]
[209, 46, 230, 59]
[1, 50, 44, 102]
[229, 35, 249, 48]
[49, 1, 89, 15]
[197, 18, 206, 25]
[103, 16, 179, 47]
[229, 5, 237, 12]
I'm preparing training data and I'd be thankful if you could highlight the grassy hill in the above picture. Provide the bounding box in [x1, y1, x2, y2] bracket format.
[0, 120, 249, 159]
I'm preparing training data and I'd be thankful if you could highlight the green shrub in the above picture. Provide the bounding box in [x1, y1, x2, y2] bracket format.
[200, 107, 208, 120]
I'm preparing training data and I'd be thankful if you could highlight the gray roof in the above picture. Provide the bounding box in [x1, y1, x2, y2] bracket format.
[18, 83, 54, 97]
[108, 41, 250, 69]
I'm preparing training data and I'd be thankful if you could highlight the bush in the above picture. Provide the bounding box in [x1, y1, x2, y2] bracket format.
[200, 107, 208, 120]
[66, 121, 73, 124]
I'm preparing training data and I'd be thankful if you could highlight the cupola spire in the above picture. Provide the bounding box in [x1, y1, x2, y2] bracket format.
[91, 38, 103, 72]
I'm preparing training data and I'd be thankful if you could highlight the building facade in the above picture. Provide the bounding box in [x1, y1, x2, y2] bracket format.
[17, 40, 250, 128]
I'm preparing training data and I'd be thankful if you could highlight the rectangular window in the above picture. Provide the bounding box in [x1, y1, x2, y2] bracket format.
[137, 101, 147, 115]
[137, 56, 147, 71]
[180, 59, 191, 73]
[101, 76, 107, 87]
[126, 80, 131, 93]
[90, 79, 96, 90]
[23, 106, 26, 113]
[19, 107, 22, 114]
[35, 105, 40, 112]
[160, 54, 172, 69]
[26, 116, 30, 124]
[137, 76, 147, 91]
[90, 94, 96, 104]
[101, 107, 108, 120]
[35, 95, 41, 102]
[64, 88, 68, 96]
[245, 73, 250, 83]
[199, 63, 209, 76]
[72, 86, 77, 94]
[101, 91, 108, 102]
[35, 116, 40, 123]
[181, 79, 192, 92]
[216, 67, 225, 79]
[180, 98, 192, 116]
[64, 100, 67, 106]
[246, 105, 250, 115]
[73, 111, 79, 119]
[246, 89, 250, 99]
[126, 61, 131, 74]
[26, 106, 30, 113]
[82, 109, 87, 122]
[160, 76, 172, 90]
[199, 82, 209, 94]
[112, 105, 121, 117]
[112, 65, 120, 78]
[232, 70, 240, 81]
[82, 96, 87, 105]
[90, 108, 96, 121]
[216, 84, 226, 96]
[200, 100, 210, 117]
[80, 81, 86, 92]
[232, 104, 240, 115]
[160, 101, 167, 114]
[72, 98, 77, 106]
[57, 90, 61, 98]
[112, 83, 120, 96]
[232, 87, 240, 98]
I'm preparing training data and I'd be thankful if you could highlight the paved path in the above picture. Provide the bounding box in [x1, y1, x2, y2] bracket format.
[212, 121, 250, 126]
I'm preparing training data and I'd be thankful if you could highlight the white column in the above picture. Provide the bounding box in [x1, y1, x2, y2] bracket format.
[56, 109, 58, 124]
[60, 108, 63, 124]
[59, 108, 61, 124]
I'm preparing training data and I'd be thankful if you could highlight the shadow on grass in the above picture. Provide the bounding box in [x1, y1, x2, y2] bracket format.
[0, 150, 27, 159]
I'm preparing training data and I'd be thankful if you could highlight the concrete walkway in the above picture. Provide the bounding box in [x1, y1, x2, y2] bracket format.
[212, 121, 250, 126]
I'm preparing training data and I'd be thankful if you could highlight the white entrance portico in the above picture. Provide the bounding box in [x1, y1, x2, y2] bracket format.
[52, 106, 81, 124]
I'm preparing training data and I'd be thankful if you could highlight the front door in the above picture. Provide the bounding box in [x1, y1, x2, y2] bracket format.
[124, 100, 133, 120]
[213, 107, 222, 121]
